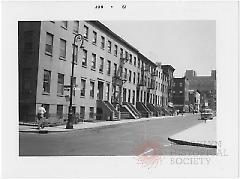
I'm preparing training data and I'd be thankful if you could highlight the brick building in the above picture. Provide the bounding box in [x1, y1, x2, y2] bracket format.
[172, 77, 190, 112]
[19, 21, 173, 123]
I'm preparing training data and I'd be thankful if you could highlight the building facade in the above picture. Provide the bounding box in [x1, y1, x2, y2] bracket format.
[189, 90, 201, 112]
[161, 65, 175, 113]
[185, 70, 216, 111]
[172, 77, 190, 112]
[19, 21, 173, 123]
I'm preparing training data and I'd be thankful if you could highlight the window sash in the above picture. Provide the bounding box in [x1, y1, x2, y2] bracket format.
[108, 41, 111, 52]
[81, 79, 86, 96]
[107, 61, 111, 75]
[99, 58, 104, 72]
[60, 39, 66, 58]
[93, 31, 97, 43]
[129, 71, 132, 82]
[45, 33, 53, 54]
[73, 21, 79, 33]
[101, 37, 105, 48]
[89, 107, 94, 118]
[91, 54, 96, 69]
[80, 107, 85, 119]
[84, 26, 88, 38]
[57, 105, 63, 118]
[57, 74, 64, 95]
[82, 50, 87, 66]
[114, 45, 117, 56]
[90, 82, 94, 98]
[120, 49, 123, 57]
[43, 70, 51, 93]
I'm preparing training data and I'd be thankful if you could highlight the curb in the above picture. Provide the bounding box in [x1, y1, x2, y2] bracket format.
[168, 137, 217, 148]
[19, 115, 185, 134]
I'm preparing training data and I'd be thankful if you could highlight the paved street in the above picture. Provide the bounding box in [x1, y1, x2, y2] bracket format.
[19, 114, 216, 156]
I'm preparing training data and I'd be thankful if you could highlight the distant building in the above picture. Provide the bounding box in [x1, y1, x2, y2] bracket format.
[172, 77, 189, 112]
[185, 70, 216, 111]
[161, 65, 175, 107]
[189, 90, 200, 112]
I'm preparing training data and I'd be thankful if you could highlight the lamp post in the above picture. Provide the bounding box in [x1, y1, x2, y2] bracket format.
[66, 33, 84, 129]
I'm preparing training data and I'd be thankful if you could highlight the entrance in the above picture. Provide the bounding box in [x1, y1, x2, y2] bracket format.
[123, 88, 127, 102]
[136, 89, 140, 102]
[97, 81, 104, 100]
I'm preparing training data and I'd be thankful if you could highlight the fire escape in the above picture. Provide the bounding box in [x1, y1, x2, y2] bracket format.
[111, 56, 128, 106]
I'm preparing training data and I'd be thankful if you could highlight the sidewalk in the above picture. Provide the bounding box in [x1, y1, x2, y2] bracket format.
[19, 115, 177, 133]
[168, 117, 216, 148]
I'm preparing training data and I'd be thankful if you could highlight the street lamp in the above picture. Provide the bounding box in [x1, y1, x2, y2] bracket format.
[66, 33, 84, 129]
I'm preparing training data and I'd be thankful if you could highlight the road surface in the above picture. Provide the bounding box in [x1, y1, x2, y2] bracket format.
[19, 114, 216, 156]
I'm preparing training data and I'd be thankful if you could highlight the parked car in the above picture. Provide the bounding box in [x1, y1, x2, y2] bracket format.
[200, 109, 213, 120]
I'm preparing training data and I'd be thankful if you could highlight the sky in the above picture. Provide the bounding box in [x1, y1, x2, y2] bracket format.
[102, 20, 216, 77]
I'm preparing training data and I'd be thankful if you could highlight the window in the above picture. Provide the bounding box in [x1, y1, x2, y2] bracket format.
[125, 51, 128, 60]
[91, 53, 96, 70]
[114, 63, 117, 76]
[59, 39, 66, 59]
[61, 21, 68, 29]
[99, 57, 104, 73]
[107, 40, 111, 53]
[45, 32, 53, 55]
[107, 60, 111, 75]
[93, 31, 97, 44]
[101, 36, 105, 49]
[137, 73, 140, 84]
[134, 57, 136, 66]
[73, 21, 79, 33]
[129, 54, 132, 64]
[80, 106, 85, 119]
[83, 25, 88, 39]
[173, 91, 176, 94]
[57, 105, 63, 119]
[173, 82, 175, 87]
[80, 78, 86, 97]
[129, 70, 132, 82]
[179, 91, 183, 94]
[43, 70, 51, 93]
[179, 82, 183, 87]
[133, 72, 136, 84]
[138, 59, 140, 68]
[57, 73, 64, 95]
[106, 83, 110, 101]
[114, 45, 118, 56]
[120, 48, 123, 58]
[73, 44, 78, 63]
[89, 107, 94, 118]
[124, 68, 128, 79]
[82, 49, 87, 67]
[90, 81, 95, 98]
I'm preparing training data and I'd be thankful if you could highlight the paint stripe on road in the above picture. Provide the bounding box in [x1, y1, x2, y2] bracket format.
[139, 148, 154, 156]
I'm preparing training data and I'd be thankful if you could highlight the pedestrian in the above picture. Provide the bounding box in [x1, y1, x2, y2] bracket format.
[37, 104, 46, 129]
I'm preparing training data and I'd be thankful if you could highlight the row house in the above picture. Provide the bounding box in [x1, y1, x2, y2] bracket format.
[19, 21, 174, 123]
